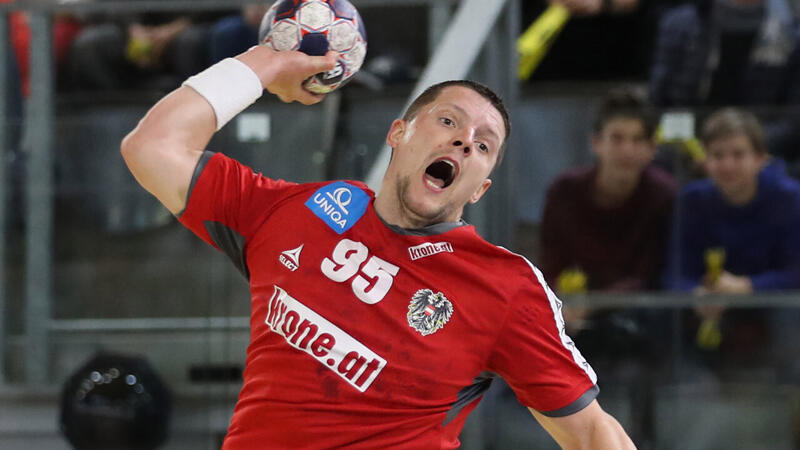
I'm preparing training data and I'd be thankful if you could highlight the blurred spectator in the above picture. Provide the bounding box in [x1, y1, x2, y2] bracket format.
[4, 10, 22, 146]
[68, 10, 231, 92]
[209, 4, 270, 64]
[650, 0, 800, 107]
[8, 8, 83, 97]
[522, 0, 656, 81]
[3, 2, 28, 232]
[3, 4, 84, 233]
[541, 89, 675, 293]
[664, 109, 800, 292]
[539, 89, 676, 363]
[663, 108, 800, 371]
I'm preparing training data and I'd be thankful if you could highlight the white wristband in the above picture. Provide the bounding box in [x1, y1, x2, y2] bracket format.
[182, 58, 264, 131]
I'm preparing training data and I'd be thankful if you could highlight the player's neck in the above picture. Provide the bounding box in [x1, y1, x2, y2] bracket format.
[374, 189, 463, 230]
[374, 193, 430, 229]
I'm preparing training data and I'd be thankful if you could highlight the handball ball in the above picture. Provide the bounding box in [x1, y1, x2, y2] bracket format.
[259, 0, 367, 94]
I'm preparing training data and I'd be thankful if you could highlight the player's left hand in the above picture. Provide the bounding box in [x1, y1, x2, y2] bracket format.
[236, 46, 338, 105]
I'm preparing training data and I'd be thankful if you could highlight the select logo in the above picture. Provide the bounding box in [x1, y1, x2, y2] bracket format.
[279, 244, 303, 272]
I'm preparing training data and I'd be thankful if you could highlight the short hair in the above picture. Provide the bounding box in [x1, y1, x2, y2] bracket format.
[402, 80, 512, 169]
[592, 88, 657, 139]
[701, 107, 767, 155]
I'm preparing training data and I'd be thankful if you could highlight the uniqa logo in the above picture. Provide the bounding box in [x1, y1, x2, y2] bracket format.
[328, 187, 352, 213]
[312, 191, 348, 229]
[305, 182, 369, 234]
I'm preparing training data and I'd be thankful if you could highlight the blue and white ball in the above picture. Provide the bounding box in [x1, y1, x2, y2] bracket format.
[259, 0, 367, 94]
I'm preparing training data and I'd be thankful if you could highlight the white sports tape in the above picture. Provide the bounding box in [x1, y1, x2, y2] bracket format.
[182, 58, 263, 131]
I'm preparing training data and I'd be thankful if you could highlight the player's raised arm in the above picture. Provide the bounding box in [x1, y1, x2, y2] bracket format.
[120, 46, 338, 214]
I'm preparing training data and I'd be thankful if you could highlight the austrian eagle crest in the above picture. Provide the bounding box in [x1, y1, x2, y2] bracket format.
[407, 289, 454, 336]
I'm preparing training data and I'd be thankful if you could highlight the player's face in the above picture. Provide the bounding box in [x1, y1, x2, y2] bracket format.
[705, 133, 766, 204]
[592, 117, 655, 181]
[380, 86, 505, 228]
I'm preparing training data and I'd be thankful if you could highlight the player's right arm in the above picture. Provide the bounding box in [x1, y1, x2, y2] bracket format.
[530, 401, 636, 449]
[120, 46, 338, 214]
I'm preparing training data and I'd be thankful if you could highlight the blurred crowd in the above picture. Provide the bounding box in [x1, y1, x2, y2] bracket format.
[4, 0, 800, 383]
[540, 89, 800, 382]
[2, 3, 268, 94]
[520, 0, 800, 387]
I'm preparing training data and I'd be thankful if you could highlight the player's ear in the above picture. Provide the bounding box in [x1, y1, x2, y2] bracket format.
[469, 178, 492, 204]
[386, 119, 407, 148]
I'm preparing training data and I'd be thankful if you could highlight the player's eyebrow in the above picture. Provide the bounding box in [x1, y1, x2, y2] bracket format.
[442, 103, 502, 143]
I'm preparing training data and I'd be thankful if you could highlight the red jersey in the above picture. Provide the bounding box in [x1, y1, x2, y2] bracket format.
[179, 152, 597, 449]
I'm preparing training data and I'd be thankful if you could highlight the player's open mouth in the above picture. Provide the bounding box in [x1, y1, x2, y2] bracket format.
[424, 158, 457, 190]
